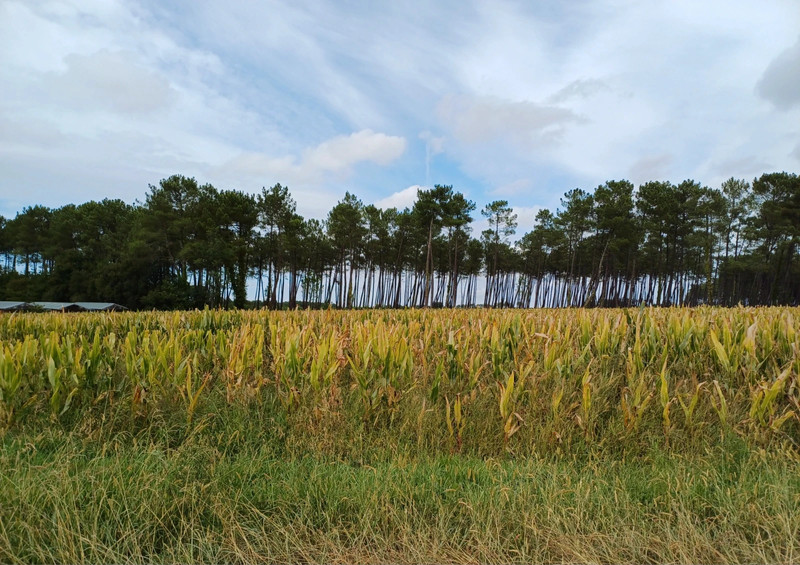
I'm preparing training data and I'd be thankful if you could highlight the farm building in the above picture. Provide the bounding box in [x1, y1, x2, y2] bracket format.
[0, 302, 128, 312]
[0, 301, 28, 312]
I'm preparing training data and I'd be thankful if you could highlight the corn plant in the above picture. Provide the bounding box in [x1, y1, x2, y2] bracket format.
[621, 348, 653, 432]
[445, 394, 465, 452]
[748, 365, 796, 436]
[40, 333, 88, 418]
[225, 324, 265, 401]
[498, 373, 523, 446]
[571, 361, 592, 438]
[658, 352, 672, 438]
[348, 322, 414, 423]
[0, 337, 39, 425]
[677, 381, 706, 434]
[179, 353, 210, 425]
[309, 329, 341, 395]
[710, 380, 729, 429]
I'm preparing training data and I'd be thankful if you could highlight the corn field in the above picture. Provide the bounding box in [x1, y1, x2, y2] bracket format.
[1, 307, 799, 452]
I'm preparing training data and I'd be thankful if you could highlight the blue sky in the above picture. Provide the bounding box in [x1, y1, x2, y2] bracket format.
[1, 0, 799, 235]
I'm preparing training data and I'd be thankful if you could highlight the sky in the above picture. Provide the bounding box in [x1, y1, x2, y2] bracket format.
[1, 0, 799, 236]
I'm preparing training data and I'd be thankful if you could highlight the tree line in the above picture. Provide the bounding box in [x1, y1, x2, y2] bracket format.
[1, 172, 798, 309]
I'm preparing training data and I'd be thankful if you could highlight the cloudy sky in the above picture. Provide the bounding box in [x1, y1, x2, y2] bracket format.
[1, 0, 799, 234]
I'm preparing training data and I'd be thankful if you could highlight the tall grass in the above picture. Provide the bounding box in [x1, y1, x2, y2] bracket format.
[2, 417, 799, 564]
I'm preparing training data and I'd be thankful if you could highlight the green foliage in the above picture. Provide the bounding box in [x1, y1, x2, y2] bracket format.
[1, 171, 799, 309]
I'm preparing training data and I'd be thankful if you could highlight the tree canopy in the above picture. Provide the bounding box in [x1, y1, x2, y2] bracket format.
[2, 172, 798, 309]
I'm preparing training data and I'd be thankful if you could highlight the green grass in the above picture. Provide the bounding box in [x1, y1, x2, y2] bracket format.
[2, 413, 799, 564]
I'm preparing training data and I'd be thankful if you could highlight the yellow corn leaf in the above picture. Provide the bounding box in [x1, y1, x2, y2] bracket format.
[709, 329, 731, 373]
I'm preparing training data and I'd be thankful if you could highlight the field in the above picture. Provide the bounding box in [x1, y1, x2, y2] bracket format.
[1, 307, 799, 563]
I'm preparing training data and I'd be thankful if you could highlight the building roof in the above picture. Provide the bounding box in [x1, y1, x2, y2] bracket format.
[33, 302, 85, 311]
[72, 302, 128, 311]
[0, 301, 128, 312]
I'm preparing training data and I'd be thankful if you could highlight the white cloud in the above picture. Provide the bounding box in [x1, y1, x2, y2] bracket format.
[375, 185, 420, 210]
[44, 50, 175, 114]
[514, 206, 544, 236]
[547, 78, 610, 104]
[216, 130, 405, 186]
[209, 130, 407, 218]
[757, 36, 800, 111]
[438, 94, 583, 146]
[304, 130, 406, 170]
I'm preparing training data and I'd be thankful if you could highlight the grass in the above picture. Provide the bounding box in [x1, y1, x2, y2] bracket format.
[2, 406, 799, 564]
